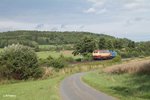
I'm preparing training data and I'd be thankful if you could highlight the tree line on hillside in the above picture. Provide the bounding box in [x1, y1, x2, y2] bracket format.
[0, 31, 114, 51]
[0, 31, 149, 58]
[73, 37, 150, 58]
[0, 31, 114, 49]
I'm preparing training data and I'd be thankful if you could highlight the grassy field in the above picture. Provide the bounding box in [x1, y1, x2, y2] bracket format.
[0, 48, 3, 52]
[0, 48, 79, 59]
[39, 44, 70, 48]
[83, 59, 150, 100]
[0, 59, 110, 100]
[39, 44, 73, 47]
[39, 45, 62, 49]
[39, 44, 73, 50]
[0, 76, 65, 100]
[36, 50, 81, 59]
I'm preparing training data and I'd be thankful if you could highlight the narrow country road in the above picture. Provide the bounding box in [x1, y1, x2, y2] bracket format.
[60, 73, 116, 100]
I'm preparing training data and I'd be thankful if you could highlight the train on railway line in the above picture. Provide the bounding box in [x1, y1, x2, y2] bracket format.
[92, 50, 117, 60]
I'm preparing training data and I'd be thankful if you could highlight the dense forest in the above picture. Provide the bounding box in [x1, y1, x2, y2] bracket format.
[0, 30, 150, 58]
[0, 30, 135, 47]
[0, 31, 114, 46]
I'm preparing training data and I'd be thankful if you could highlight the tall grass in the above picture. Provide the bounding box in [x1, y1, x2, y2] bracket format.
[41, 57, 122, 79]
[83, 72, 150, 100]
[42, 64, 103, 79]
[104, 60, 150, 74]
[83, 58, 150, 100]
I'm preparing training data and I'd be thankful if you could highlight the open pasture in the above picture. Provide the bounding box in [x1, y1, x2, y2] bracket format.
[36, 50, 81, 59]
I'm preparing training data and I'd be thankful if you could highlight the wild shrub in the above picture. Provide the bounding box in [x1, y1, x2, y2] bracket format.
[64, 57, 75, 63]
[82, 53, 93, 61]
[120, 52, 131, 58]
[75, 58, 82, 62]
[112, 55, 122, 62]
[46, 55, 68, 69]
[0, 44, 43, 80]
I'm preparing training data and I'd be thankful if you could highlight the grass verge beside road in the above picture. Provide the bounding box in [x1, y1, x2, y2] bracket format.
[0, 59, 114, 100]
[0, 75, 65, 100]
[83, 71, 150, 100]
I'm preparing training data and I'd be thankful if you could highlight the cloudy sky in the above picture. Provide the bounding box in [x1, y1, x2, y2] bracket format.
[0, 0, 150, 41]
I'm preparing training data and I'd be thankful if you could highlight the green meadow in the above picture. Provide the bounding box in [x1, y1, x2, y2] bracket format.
[83, 72, 150, 100]
[0, 47, 81, 59]
[0, 48, 3, 52]
[0, 76, 65, 100]
[36, 50, 81, 59]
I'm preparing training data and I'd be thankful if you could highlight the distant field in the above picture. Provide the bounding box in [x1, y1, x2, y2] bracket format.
[0, 48, 80, 59]
[0, 48, 3, 51]
[36, 50, 81, 59]
[39, 44, 73, 49]
[39, 45, 60, 48]
[0, 76, 65, 100]
[0, 48, 3, 52]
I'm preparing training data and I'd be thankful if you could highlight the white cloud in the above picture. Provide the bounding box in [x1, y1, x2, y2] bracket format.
[0, 0, 150, 41]
[84, 0, 150, 14]
[96, 8, 107, 14]
[84, 0, 106, 14]
[35, 24, 44, 29]
[123, 0, 150, 12]
[124, 3, 140, 9]
[51, 27, 58, 31]
[87, 0, 104, 4]
[79, 25, 85, 29]
[84, 7, 107, 14]
[124, 17, 149, 26]
[60, 24, 67, 29]
[92, 0, 104, 7]
[84, 7, 96, 13]
[0, 20, 35, 32]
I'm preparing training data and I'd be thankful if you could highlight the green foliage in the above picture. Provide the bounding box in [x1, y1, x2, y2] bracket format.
[49, 59, 67, 69]
[0, 44, 43, 80]
[73, 37, 96, 56]
[112, 55, 122, 62]
[98, 38, 115, 50]
[120, 52, 130, 58]
[106, 40, 114, 49]
[128, 41, 135, 48]
[39, 44, 74, 51]
[82, 53, 93, 61]
[75, 58, 82, 62]
[83, 72, 150, 100]
[98, 38, 107, 49]
[0, 31, 150, 59]
[114, 39, 123, 49]
[120, 48, 146, 58]
[46, 55, 68, 69]
[0, 31, 114, 47]
[40, 54, 76, 68]
[63, 57, 75, 63]
[72, 33, 150, 59]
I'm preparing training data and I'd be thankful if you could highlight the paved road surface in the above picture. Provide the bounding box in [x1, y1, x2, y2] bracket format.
[60, 73, 116, 100]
